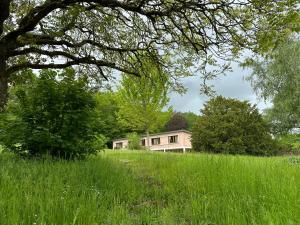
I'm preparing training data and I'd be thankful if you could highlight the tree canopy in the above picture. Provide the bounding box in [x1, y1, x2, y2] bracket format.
[116, 58, 172, 142]
[192, 96, 276, 155]
[0, 0, 298, 110]
[181, 112, 199, 131]
[245, 39, 300, 133]
[164, 112, 188, 131]
[92, 92, 128, 148]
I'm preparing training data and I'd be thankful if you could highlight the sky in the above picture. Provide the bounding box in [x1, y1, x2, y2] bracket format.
[169, 61, 272, 115]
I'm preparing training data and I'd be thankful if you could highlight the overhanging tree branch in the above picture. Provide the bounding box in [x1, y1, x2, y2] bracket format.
[7, 58, 139, 77]
[15, 37, 147, 54]
[0, 0, 297, 111]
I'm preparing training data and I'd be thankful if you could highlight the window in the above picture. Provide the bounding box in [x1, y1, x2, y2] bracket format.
[151, 138, 160, 145]
[115, 142, 123, 149]
[141, 139, 146, 146]
[168, 135, 178, 143]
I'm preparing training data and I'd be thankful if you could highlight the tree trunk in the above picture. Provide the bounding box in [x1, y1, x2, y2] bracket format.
[0, 61, 8, 112]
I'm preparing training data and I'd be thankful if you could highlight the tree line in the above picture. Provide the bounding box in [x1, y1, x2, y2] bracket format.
[0, 0, 299, 158]
[0, 61, 199, 158]
[1, 37, 300, 158]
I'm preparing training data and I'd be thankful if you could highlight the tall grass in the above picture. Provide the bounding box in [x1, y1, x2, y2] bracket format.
[105, 151, 300, 225]
[0, 151, 299, 224]
[0, 153, 151, 224]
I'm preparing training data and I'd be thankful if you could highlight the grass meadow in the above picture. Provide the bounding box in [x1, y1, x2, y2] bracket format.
[0, 150, 300, 224]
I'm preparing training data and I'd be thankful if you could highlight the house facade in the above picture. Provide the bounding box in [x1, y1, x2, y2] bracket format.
[113, 130, 192, 152]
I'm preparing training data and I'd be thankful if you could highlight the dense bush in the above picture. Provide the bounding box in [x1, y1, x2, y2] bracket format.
[0, 69, 98, 159]
[127, 132, 142, 150]
[192, 96, 277, 156]
[92, 134, 108, 151]
[277, 134, 300, 154]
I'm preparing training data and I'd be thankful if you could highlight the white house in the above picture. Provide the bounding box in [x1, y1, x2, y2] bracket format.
[113, 130, 192, 152]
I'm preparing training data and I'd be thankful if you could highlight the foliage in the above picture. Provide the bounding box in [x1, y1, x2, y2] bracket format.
[254, 4, 300, 54]
[181, 112, 199, 131]
[92, 92, 128, 148]
[127, 132, 142, 150]
[116, 58, 172, 135]
[0, 0, 299, 109]
[0, 69, 97, 159]
[0, 144, 5, 153]
[244, 39, 300, 133]
[192, 96, 277, 156]
[278, 134, 300, 152]
[92, 134, 108, 151]
[164, 112, 188, 131]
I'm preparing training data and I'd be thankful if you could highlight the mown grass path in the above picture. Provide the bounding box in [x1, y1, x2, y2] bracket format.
[0, 151, 300, 224]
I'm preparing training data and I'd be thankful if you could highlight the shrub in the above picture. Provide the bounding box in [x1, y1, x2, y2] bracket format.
[277, 134, 300, 154]
[92, 134, 108, 151]
[192, 96, 278, 156]
[0, 69, 97, 159]
[127, 132, 142, 150]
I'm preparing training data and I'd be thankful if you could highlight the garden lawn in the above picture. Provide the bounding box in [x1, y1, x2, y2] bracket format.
[0, 150, 299, 224]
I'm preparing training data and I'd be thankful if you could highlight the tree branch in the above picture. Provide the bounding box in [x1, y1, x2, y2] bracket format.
[4, 1, 67, 41]
[16, 36, 146, 54]
[7, 57, 139, 78]
[0, 0, 11, 36]
[3, 0, 151, 42]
